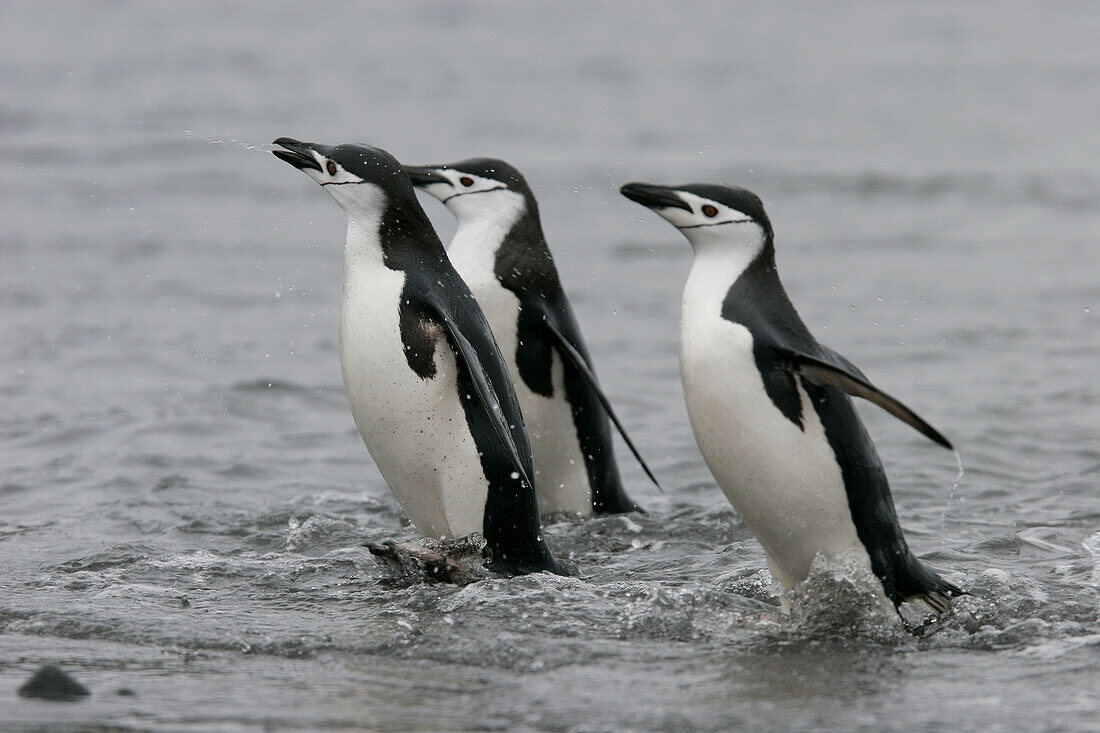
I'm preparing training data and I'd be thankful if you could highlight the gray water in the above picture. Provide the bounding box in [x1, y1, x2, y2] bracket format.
[2, 1, 1099, 730]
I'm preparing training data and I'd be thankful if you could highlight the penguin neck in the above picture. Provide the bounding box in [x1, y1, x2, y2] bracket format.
[343, 214, 387, 272]
[446, 190, 532, 277]
[683, 229, 774, 318]
[344, 202, 448, 275]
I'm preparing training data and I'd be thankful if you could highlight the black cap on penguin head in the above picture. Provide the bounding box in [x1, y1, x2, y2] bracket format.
[407, 156, 538, 214]
[325, 144, 414, 192]
[443, 158, 530, 194]
[272, 138, 417, 198]
[676, 183, 772, 236]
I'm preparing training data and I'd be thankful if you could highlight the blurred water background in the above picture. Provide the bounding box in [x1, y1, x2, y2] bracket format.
[1, 1, 1098, 730]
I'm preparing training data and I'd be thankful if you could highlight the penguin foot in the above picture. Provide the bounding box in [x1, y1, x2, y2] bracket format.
[903, 588, 964, 616]
[365, 534, 492, 586]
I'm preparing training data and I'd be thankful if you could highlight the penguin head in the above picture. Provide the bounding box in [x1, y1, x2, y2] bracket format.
[620, 182, 772, 254]
[405, 158, 531, 224]
[273, 138, 419, 219]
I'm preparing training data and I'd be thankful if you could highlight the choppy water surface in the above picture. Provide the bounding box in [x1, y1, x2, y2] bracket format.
[2, 2, 1099, 730]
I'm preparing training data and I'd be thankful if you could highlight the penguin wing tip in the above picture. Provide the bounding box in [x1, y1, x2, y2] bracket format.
[932, 430, 955, 451]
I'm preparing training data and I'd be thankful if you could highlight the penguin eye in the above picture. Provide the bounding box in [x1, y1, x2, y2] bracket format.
[326, 161, 338, 176]
[459, 176, 474, 187]
[702, 204, 718, 218]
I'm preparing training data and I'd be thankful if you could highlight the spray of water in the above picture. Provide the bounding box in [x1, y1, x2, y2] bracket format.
[1083, 530, 1100, 587]
[951, 448, 966, 493]
[183, 130, 275, 153]
[783, 551, 911, 644]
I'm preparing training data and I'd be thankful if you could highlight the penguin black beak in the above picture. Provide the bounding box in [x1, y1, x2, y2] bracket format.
[619, 182, 692, 212]
[272, 137, 323, 172]
[404, 166, 449, 186]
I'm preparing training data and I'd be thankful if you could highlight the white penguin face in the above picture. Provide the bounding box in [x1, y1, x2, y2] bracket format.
[621, 182, 771, 256]
[414, 169, 523, 223]
[304, 151, 390, 219]
[273, 139, 388, 219]
[650, 191, 756, 231]
[663, 194, 765, 255]
[419, 169, 506, 201]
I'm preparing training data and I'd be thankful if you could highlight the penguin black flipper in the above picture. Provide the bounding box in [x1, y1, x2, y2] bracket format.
[787, 346, 953, 451]
[417, 284, 564, 576]
[514, 285, 645, 514]
[537, 308, 662, 491]
[752, 335, 965, 610]
[419, 289, 535, 495]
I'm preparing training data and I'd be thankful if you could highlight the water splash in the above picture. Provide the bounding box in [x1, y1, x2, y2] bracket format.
[951, 448, 966, 492]
[1083, 530, 1100, 587]
[783, 552, 910, 644]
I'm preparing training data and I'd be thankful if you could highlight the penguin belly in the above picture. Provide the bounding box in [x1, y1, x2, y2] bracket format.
[339, 265, 489, 539]
[680, 310, 874, 589]
[457, 266, 593, 517]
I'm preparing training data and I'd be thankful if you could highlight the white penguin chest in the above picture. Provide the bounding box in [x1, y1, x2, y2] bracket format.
[448, 232, 593, 516]
[679, 266, 866, 587]
[338, 251, 489, 541]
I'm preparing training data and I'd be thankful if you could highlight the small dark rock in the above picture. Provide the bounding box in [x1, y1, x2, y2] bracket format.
[115, 687, 136, 697]
[17, 665, 90, 701]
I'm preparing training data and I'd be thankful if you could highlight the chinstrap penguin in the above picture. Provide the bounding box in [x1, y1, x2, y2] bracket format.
[405, 158, 656, 516]
[621, 181, 964, 613]
[272, 138, 561, 576]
